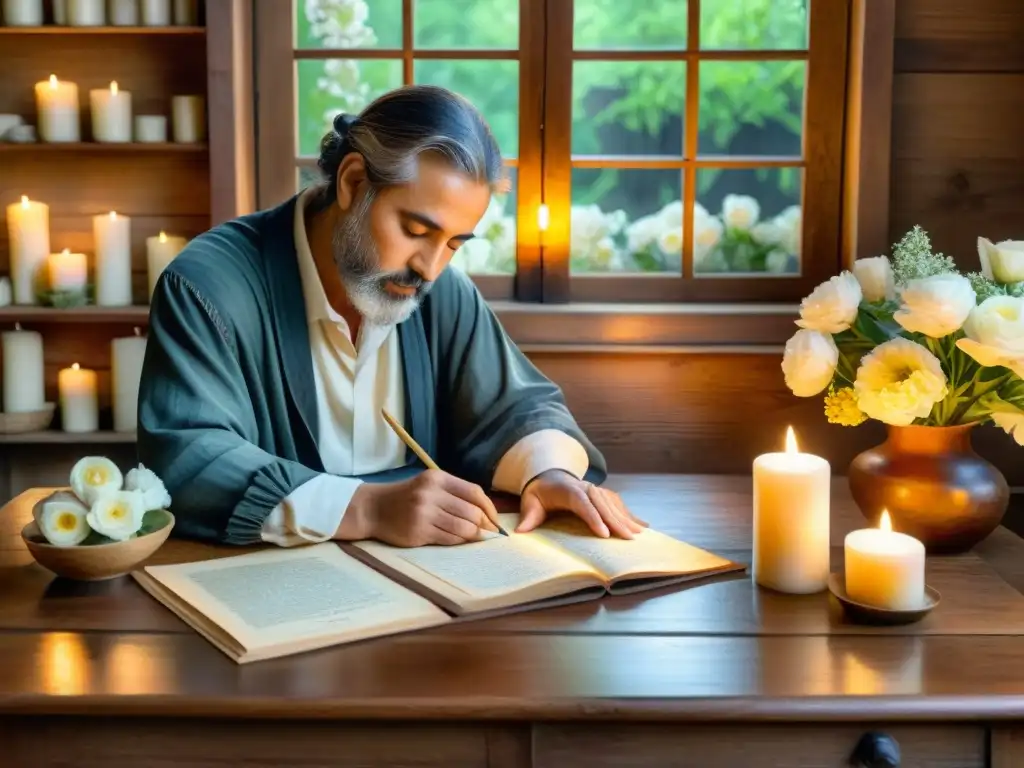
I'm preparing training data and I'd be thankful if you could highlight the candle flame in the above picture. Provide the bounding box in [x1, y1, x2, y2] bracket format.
[159, 231, 167, 243]
[109, 211, 117, 221]
[110, 81, 119, 95]
[537, 204, 550, 232]
[48, 75, 58, 89]
[61, 248, 70, 256]
[879, 510, 892, 532]
[14, 323, 21, 332]
[20, 195, 29, 209]
[71, 363, 80, 371]
[784, 426, 798, 454]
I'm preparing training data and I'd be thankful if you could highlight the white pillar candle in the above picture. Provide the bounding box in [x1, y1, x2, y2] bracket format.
[2, 0, 43, 25]
[134, 115, 167, 143]
[146, 231, 186, 298]
[53, 0, 67, 23]
[844, 510, 926, 610]
[111, 327, 146, 432]
[752, 426, 831, 594]
[171, 95, 205, 143]
[93, 211, 133, 306]
[68, 0, 104, 25]
[140, 0, 169, 25]
[108, 0, 138, 25]
[0, 279, 11, 307]
[172, 0, 195, 24]
[2, 324, 45, 414]
[48, 248, 88, 293]
[58, 363, 98, 432]
[89, 81, 132, 143]
[34, 75, 80, 143]
[6, 195, 49, 305]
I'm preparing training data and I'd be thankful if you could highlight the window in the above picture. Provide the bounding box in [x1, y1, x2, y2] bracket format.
[255, 0, 850, 304]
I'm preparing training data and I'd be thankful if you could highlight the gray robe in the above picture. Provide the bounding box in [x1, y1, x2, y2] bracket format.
[137, 195, 607, 545]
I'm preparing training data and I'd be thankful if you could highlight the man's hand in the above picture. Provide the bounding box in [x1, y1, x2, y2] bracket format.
[517, 470, 647, 539]
[336, 470, 502, 547]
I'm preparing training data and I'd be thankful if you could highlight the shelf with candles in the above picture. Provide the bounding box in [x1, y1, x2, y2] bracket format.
[0, 430, 137, 444]
[0, 26, 205, 35]
[0, 142, 208, 153]
[0, 306, 150, 323]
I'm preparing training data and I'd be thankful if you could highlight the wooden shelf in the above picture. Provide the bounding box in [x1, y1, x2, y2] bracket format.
[0, 306, 149, 324]
[0, 430, 136, 444]
[0, 142, 207, 153]
[0, 26, 205, 35]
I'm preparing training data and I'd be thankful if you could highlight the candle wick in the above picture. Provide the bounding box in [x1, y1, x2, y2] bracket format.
[14, 323, 21, 332]
[133, 327, 140, 336]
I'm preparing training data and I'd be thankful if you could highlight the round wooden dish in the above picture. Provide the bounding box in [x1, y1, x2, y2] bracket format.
[828, 573, 939, 625]
[0, 402, 55, 433]
[21, 509, 175, 581]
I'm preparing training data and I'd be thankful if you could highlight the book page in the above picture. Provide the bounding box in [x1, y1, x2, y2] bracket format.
[142, 543, 449, 652]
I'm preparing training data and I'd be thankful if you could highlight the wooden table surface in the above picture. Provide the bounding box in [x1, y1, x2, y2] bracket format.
[3, 474, 1024, 726]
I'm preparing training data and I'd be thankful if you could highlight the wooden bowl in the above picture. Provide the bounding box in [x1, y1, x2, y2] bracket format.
[0, 402, 55, 433]
[21, 509, 175, 581]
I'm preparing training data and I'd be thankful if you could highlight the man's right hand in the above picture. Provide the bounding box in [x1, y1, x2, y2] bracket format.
[335, 470, 503, 547]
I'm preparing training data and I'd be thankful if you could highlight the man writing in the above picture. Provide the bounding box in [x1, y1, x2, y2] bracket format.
[137, 85, 645, 548]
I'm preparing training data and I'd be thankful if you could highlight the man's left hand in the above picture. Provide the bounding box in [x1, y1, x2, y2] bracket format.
[517, 470, 647, 539]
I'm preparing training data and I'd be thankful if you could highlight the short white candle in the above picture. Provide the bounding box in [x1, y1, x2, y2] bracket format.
[111, 327, 146, 432]
[134, 115, 167, 143]
[844, 510, 926, 611]
[109, 0, 138, 25]
[140, 0, 169, 25]
[34, 75, 80, 143]
[146, 231, 187, 298]
[89, 81, 132, 143]
[171, 95, 205, 143]
[58, 363, 98, 433]
[172, 0, 196, 24]
[1, 324, 45, 414]
[2, 0, 43, 25]
[6, 195, 50, 305]
[48, 248, 88, 293]
[67, 0, 104, 25]
[93, 211, 133, 306]
[752, 426, 831, 594]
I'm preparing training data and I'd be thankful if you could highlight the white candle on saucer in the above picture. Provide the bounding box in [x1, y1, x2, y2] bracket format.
[2, 0, 43, 25]
[171, 95, 205, 143]
[93, 211, 133, 306]
[48, 248, 88, 293]
[90, 81, 132, 143]
[59, 363, 98, 432]
[845, 510, 926, 611]
[35, 75, 80, 143]
[68, 0, 104, 25]
[2, 323, 45, 414]
[146, 231, 186, 298]
[134, 115, 167, 143]
[6, 195, 49, 305]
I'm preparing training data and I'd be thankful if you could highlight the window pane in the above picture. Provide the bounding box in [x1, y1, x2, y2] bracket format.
[296, 59, 403, 156]
[572, 61, 685, 156]
[296, 0, 403, 49]
[693, 167, 801, 276]
[570, 168, 682, 274]
[700, 0, 808, 50]
[414, 60, 519, 158]
[450, 167, 517, 275]
[414, 0, 518, 49]
[574, 0, 688, 50]
[698, 61, 804, 156]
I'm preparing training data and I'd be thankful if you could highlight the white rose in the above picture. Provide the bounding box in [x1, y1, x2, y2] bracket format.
[750, 221, 786, 247]
[625, 214, 660, 253]
[124, 463, 172, 511]
[766, 249, 791, 274]
[956, 296, 1024, 377]
[992, 411, 1024, 446]
[782, 329, 839, 397]
[894, 274, 976, 338]
[722, 194, 759, 231]
[693, 212, 723, 266]
[658, 227, 683, 257]
[978, 237, 1024, 284]
[69, 456, 123, 507]
[796, 271, 862, 334]
[86, 490, 146, 541]
[34, 491, 90, 547]
[852, 256, 896, 302]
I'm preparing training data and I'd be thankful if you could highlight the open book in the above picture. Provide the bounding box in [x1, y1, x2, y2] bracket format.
[132, 513, 743, 663]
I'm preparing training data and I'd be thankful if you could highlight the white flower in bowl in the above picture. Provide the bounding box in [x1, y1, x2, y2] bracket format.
[125, 463, 172, 511]
[35, 491, 90, 547]
[87, 490, 146, 541]
[69, 456, 123, 506]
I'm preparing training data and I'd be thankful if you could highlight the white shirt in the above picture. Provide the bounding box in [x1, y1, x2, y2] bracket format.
[260, 189, 589, 546]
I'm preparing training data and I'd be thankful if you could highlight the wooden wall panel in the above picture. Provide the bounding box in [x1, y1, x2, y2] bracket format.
[895, 0, 1024, 72]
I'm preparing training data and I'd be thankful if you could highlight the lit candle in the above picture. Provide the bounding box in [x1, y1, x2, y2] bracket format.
[48, 248, 88, 293]
[1, 323, 45, 414]
[134, 115, 167, 143]
[752, 426, 831, 594]
[111, 327, 146, 432]
[5, 195, 50, 305]
[93, 211, 133, 306]
[171, 95, 205, 143]
[34, 75, 80, 143]
[108, 0, 138, 25]
[58, 363, 98, 433]
[173, 0, 196, 24]
[140, 0, 170, 25]
[2, 0, 44, 26]
[844, 510, 926, 610]
[146, 231, 187, 298]
[67, 0, 104, 26]
[89, 81, 132, 143]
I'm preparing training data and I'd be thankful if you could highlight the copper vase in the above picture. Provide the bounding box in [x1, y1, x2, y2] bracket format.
[848, 423, 1009, 553]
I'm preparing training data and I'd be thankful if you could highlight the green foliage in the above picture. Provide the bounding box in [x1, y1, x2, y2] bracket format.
[890, 226, 957, 286]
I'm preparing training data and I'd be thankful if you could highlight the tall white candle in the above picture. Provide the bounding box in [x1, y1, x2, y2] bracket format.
[140, 0, 169, 25]
[1, 323, 45, 414]
[2, 0, 43, 25]
[58, 363, 98, 432]
[111, 327, 146, 432]
[48, 248, 88, 293]
[93, 211, 133, 306]
[752, 426, 831, 594]
[6, 195, 49, 305]
[172, 0, 195, 24]
[109, 0, 138, 25]
[171, 95, 205, 143]
[34, 75, 80, 143]
[90, 81, 132, 143]
[146, 231, 186, 298]
[845, 510, 926, 610]
[68, 0, 104, 25]
[134, 115, 167, 143]
[53, 0, 67, 23]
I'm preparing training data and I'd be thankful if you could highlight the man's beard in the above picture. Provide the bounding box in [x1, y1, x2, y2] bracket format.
[331, 190, 431, 327]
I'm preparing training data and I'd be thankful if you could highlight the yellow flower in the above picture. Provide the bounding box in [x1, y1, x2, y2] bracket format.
[824, 387, 867, 426]
[853, 338, 948, 426]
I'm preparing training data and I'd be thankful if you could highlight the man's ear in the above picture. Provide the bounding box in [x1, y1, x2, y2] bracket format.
[335, 153, 368, 212]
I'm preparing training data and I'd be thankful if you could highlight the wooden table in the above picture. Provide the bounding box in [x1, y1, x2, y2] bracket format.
[3, 475, 1024, 768]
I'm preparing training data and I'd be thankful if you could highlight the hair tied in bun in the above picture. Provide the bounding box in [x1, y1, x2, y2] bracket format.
[333, 113, 358, 136]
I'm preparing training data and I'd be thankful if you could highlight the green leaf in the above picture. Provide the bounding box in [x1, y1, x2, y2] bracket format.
[81, 530, 115, 546]
[137, 509, 172, 536]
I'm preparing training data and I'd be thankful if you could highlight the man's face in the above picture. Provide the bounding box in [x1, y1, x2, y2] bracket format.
[332, 155, 492, 326]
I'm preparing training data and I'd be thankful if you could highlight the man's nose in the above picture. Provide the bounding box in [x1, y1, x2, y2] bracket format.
[410, 244, 447, 283]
